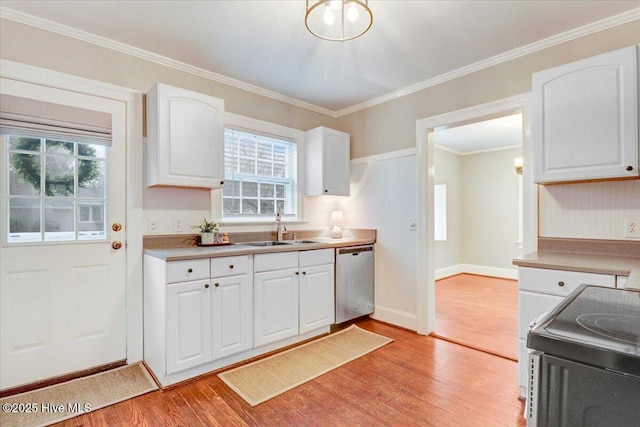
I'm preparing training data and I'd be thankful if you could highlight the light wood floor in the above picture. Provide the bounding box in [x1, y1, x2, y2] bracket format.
[54, 320, 526, 426]
[434, 273, 518, 360]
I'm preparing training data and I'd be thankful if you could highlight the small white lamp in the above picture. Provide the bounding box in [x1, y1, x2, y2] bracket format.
[330, 210, 344, 239]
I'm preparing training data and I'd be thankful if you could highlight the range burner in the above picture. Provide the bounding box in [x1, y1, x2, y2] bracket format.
[576, 313, 640, 345]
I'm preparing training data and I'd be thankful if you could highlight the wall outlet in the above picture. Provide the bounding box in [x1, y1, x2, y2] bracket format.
[174, 217, 183, 232]
[624, 219, 639, 239]
[148, 218, 159, 234]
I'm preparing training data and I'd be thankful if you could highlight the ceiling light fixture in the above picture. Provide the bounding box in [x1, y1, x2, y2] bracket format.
[305, 0, 373, 42]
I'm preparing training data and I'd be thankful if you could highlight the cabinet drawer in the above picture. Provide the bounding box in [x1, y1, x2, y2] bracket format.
[518, 267, 614, 297]
[299, 248, 334, 268]
[254, 251, 298, 273]
[517, 290, 564, 339]
[166, 259, 209, 283]
[211, 255, 250, 277]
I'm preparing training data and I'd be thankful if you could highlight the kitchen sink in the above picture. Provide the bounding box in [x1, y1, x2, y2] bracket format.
[289, 240, 320, 244]
[238, 241, 294, 246]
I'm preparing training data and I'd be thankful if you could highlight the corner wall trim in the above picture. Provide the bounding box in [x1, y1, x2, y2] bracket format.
[371, 305, 417, 332]
[435, 264, 518, 281]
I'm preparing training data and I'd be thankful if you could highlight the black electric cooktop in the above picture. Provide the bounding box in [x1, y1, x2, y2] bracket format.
[528, 285, 640, 377]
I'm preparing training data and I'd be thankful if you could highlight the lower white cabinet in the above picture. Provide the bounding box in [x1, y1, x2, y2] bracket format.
[166, 279, 212, 374]
[211, 274, 253, 360]
[299, 263, 335, 334]
[517, 266, 616, 397]
[254, 249, 335, 347]
[254, 268, 300, 347]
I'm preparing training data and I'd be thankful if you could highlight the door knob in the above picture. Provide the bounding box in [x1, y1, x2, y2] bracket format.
[112, 222, 122, 232]
[112, 241, 123, 250]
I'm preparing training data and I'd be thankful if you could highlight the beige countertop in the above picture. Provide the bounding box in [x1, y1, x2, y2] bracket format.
[144, 237, 376, 262]
[513, 251, 640, 276]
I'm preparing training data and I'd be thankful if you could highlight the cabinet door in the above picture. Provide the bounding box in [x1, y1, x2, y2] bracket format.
[254, 268, 299, 347]
[305, 127, 350, 196]
[299, 263, 335, 334]
[532, 46, 638, 183]
[147, 83, 225, 188]
[211, 274, 253, 360]
[166, 280, 212, 374]
[323, 130, 350, 196]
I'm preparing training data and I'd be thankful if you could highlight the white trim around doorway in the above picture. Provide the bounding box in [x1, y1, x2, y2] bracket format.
[415, 93, 535, 335]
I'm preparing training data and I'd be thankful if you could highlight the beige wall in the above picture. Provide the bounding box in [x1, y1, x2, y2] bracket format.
[337, 20, 640, 159]
[460, 147, 523, 270]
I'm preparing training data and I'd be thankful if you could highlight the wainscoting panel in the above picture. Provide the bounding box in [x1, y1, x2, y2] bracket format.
[538, 180, 640, 240]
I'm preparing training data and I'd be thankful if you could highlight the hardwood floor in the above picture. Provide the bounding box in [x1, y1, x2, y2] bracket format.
[434, 274, 518, 361]
[55, 320, 526, 427]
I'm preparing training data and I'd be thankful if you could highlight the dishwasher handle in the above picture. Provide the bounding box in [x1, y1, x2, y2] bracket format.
[338, 246, 373, 256]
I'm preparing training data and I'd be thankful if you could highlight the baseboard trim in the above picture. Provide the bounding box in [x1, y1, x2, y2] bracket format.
[371, 305, 417, 331]
[435, 264, 518, 280]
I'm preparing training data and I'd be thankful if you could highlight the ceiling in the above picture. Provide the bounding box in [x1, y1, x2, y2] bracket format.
[1, 1, 639, 115]
[434, 114, 522, 154]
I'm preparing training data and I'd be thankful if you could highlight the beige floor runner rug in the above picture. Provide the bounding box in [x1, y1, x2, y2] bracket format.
[218, 325, 393, 406]
[0, 363, 158, 427]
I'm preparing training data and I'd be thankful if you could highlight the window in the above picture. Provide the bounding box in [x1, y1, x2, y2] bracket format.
[222, 127, 298, 220]
[5, 135, 107, 243]
[434, 184, 447, 241]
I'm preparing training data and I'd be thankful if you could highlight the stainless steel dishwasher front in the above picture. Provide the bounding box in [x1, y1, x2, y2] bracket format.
[335, 245, 374, 323]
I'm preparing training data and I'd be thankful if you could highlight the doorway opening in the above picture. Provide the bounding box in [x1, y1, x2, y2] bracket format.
[430, 113, 522, 360]
[415, 95, 536, 359]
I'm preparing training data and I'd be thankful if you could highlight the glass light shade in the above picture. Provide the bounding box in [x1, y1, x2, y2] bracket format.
[305, 0, 373, 42]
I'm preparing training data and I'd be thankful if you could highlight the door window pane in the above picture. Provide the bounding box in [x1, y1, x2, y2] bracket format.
[8, 198, 41, 243]
[44, 199, 75, 241]
[77, 159, 105, 198]
[78, 202, 106, 240]
[9, 153, 41, 196]
[45, 155, 75, 197]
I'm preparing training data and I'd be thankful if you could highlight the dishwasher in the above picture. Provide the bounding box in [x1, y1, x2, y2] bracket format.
[335, 245, 375, 323]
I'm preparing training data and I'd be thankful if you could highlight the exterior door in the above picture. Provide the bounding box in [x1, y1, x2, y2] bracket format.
[0, 79, 127, 390]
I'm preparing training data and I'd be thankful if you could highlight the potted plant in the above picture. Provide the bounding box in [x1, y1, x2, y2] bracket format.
[193, 218, 218, 245]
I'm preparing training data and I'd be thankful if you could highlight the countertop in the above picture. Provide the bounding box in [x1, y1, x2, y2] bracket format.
[144, 237, 376, 262]
[512, 251, 640, 276]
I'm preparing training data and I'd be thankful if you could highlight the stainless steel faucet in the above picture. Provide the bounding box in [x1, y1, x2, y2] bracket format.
[276, 207, 287, 241]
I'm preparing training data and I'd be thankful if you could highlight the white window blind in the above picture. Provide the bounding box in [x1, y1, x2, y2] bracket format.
[0, 94, 112, 146]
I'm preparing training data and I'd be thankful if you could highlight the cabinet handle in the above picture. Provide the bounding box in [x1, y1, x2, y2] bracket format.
[557, 281, 565, 287]
[626, 165, 634, 171]
[229, 264, 234, 269]
[295, 271, 300, 275]
[302, 271, 306, 275]
[188, 268, 193, 273]
[214, 282, 220, 288]
[204, 284, 209, 289]
[220, 180, 225, 185]
[324, 189, 328, 193]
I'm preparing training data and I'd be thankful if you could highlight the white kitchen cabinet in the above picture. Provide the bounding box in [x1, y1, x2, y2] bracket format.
[532, 45, 639, 183]
[254, 267, 300, 347]
[211, 274, 253, 360]
[299, 263, 335, 333]
[146, 82, 225, 188]
[516, 266, 616, 397]
[305, 126, 350, 196]
[210, 255, 253, 360]
[166, 279, 212, 374]
[254, 248, 335, 346]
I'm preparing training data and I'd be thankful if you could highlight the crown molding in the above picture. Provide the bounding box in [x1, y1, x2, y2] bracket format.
[2, 6, 638, 119]
[0, 6, 338, 118]
[335, 8, 640, 117]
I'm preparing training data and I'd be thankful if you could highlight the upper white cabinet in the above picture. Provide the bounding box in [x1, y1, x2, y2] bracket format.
[305, 126, 350, 196]
[146, 83, 225, 188]
[532, 45, 639, 183]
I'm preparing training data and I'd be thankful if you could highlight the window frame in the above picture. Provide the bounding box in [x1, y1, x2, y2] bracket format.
[213, 113, 306, 225]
